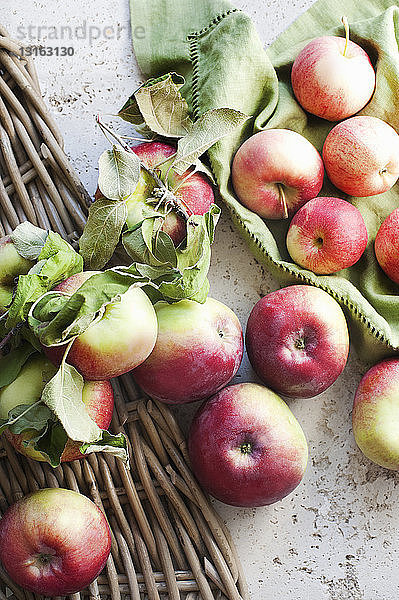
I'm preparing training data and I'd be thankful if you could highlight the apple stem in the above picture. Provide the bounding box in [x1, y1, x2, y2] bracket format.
[342, 16, 349, 57]
[153, 152, 178, 169]
[0, 323, 22, 352]
[171, 168, 196, 194]
[277, 184, 289, 219]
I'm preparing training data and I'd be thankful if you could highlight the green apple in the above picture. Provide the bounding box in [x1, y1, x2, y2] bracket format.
[353, 358, 399, 470]
[0, 353, 114, 462]
[0, 236, 33, 285]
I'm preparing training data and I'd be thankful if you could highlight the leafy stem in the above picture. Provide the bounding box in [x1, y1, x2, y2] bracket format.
[96, 115, 190, 222]
[0, 323, 23, 352]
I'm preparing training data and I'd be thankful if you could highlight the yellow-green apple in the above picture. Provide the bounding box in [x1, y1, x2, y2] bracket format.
[44, 271, 158, 380]
[286, 196, 368, 274]
[0, 353, 114, 462]
[374, 208, 399, 285]
[0, 488, 111, 596]
[353, 358, 399, 470]
[0, 284, 13, 314]
[231, 129, 324, 219]
[96, 141, 214, 246]
[133, 298, 243, 404]
[291, 22, 375, 121]
[323, 116, 399, 196]
[188, 382, 308, 507]
[246, 285, 349, 398]
[0, 235, 33, 313]
[0, 235, 33, 284]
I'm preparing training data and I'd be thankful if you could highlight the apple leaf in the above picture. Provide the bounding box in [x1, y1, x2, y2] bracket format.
[79, 198, 128, 270]
[0, 401, 52, 436]
[190, 158, 216, 185]
[134, 73, 193, 138]
[41, 360, 101, 443]
[0, 344, 37, 389]
[6, 229, 83, 330]
[119, 72, 192, 139]
[28, 269, 144, 347]
[81, 430, 129, 465]
[123, 204, 220, 303]
[172, 108, 250, 175]
[11, 222, 49, 260]
[98, 146, 141, 201]
[32, 421, 68, 468]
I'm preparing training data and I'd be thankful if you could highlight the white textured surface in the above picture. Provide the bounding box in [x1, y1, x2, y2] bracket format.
[1, 1, 397, 599]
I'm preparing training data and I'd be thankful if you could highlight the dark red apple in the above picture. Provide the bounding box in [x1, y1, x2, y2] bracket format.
[245, 285, 349, 398]
[188, 383, 308, 507]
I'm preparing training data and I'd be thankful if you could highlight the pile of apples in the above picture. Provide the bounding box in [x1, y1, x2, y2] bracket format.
[2, 17, 399, 599]
[232, 17, 399, 281]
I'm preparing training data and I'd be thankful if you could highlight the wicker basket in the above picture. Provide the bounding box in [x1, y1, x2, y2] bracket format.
[0, 26, 248, 600]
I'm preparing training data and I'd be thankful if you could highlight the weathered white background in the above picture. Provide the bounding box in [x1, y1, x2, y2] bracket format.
[2, 1, 398, 598]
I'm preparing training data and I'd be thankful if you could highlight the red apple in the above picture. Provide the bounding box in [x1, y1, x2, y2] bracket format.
[322, 116, 399, 196]
[133, 297, 243, 404]
[44, 271, 158, 380]
[0, 488, 111, 596]
[96, 142, 214, 246]
[232, 129, 324, 219]
[374, 208, 399, 285]
[286, 196, 368, 274]
[245, 285, 349, 398]
[291, 19, 375, 121]
[0, 353, 114, 462]
[353, 359, 399, 470]
[188, 382, 308, 507]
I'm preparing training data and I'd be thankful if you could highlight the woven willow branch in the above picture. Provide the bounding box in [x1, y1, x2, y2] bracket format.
[0, 25, 248, 600]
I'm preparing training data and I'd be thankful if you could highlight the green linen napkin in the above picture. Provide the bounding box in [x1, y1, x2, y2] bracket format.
[129, 0, 399, 361]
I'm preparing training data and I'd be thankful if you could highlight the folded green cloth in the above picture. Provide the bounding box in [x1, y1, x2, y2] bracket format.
[130, 0, 399, 361]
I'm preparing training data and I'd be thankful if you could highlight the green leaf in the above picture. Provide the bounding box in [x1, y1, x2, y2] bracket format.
[28, 269, 142, 347]
[33, 421, 68, 467]
[11, 222, 48, 260]
[41, 359, 101, 443]
[172, 108, 250, 175]
[6, 274, 48, 328]
[98, 146, 141, 201]
[118, 73, 191, 139]
[122, 224, 153, 265]
[0, 344, 37, 389]
[6, 231, 83, 330]
[191, 158, 216, 185]
[0, 401, 52, 436]
[133, 72, 193, 138]
[79, 198, 128, 270]
[81, 430, 129, 465]
[153, 230, 178, 268]
[159, 205, 220, 301]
